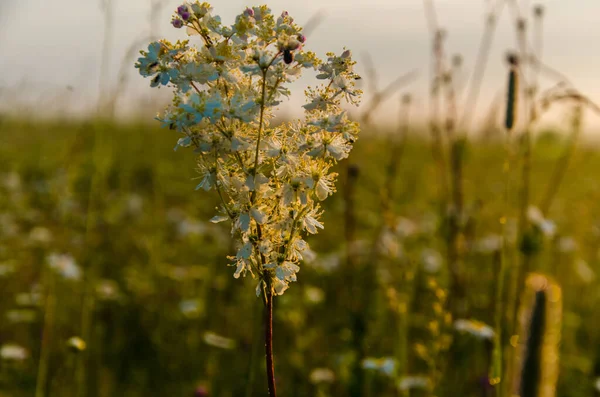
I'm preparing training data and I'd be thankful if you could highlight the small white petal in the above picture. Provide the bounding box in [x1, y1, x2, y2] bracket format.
[210, 215, 229, 223]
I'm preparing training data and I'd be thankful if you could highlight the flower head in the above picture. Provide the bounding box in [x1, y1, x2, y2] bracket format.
[172, 18, 184, 28]
[177, 4, 189, 16]
[136, 2, 361, 296]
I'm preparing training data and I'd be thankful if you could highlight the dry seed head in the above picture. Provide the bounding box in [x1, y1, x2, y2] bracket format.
[452, 54, 463, 68]
[511, 274, 562, 397]
[504, 52, 519, 131]
[347, 164, 360, 179]
[506, 52, 519, 67]
[534, 5, 545, 18]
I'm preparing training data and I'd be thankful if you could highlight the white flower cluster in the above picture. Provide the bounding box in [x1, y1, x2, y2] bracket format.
[136, 2, 362, 296]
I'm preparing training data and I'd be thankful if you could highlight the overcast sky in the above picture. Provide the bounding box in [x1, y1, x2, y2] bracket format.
[1, 0, 600, 130]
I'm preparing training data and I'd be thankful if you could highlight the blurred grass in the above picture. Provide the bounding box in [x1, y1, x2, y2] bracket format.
[1, 117, 600, 396]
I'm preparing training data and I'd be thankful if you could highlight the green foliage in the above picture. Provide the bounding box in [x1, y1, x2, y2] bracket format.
[1, 119, 600, 396]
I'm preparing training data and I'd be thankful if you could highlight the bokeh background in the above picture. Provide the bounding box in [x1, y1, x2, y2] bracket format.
[2, 1, 600, 397]
[2, 0, 600, 128]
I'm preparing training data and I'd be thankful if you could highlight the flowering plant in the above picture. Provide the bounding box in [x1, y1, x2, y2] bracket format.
[136, 2, 361, 298]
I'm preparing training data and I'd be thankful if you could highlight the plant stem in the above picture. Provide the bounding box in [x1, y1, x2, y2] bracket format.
[264, 284, 277, 397]
[540, 104, 582, 214]
[35, 272, 56, 397]
[460, 0, 505, 132]
[490, 126, 513, 390]
[253, 70, 268, 179]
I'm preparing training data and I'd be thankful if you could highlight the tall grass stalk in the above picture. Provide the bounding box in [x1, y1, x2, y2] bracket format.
[77, 124, 112, 397]
[424, 0, 468, 317]
[510, 10, 535, 341]
[490, 54, 518, 391]
[98, 0, 115, 115]
[343, 163, 367, 397]
[149, 0, 169, 37]
[381, 94, 412, 216]
[423, 0, 450, 209]
[35, 272, 56, 397]
[460, 0, 506, 132]
[540, 104, 583, 214]
[508, 9, 548, 383]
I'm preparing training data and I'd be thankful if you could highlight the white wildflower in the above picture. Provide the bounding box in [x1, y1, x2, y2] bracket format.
[527, 206, 556, 237]
[362, 357, 396, 377]
[96, 279, 121, 301]
[397, 376, 430, 391]
[557, 236, 577, 253]
[309, 368, 335, 384]
[137, 3, 361, 296]
[454, 319, 495, 340]
[179, 299, 203, 318]
[304, 286, 325, 304]
[421, 248, 442, 273]
[47, 253, 81, 281]
[575, 259, 595, 284]
[28, 227, 52, 244]
[6, 310, 36, 324]
[0, 344, 28, 361]
[476, 234, 503, 254]
[66, 337, 87, 352]
[203, 331, 236, 349]
[395, 217, 418, 238]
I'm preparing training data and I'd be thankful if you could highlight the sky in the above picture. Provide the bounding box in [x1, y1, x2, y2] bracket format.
[1, 0, 600, 131]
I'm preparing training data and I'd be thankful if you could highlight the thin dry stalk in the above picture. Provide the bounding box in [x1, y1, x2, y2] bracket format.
[490, 54, 519, 391]
[424, 0, 468, 317]
[382, 94, 412, 215]
[422, 0, 449, 210]
[97, 0, 115, 116]
[150, 0, 170, 36]
[540, 104, 583, 214]
[359, 53, 417, 126]
[106, 37, 156, 117]
[343, 164, 370, 397]
[460, 0, 506, 132]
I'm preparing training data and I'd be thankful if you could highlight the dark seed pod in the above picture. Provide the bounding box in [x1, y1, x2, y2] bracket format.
[512, 274, 562, 397]
[347, 164, 360, 179]
[283, 49, 294, 64]
[505, 54, 519, 131]
[534, 5, 545, 18]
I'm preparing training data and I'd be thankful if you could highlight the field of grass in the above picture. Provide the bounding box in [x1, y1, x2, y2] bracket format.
[1, 116, 600, 396]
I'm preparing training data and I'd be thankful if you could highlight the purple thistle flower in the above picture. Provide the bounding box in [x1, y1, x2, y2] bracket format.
[172, 18, 183, 29]
[181, 11, 191, 21]
[244, 7, 254, 17]
[297, 34, 306, 43]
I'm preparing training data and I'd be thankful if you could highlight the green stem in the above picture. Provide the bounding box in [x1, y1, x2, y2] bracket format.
[35, 272, 56, 397]
[490, 127, 514, 390]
